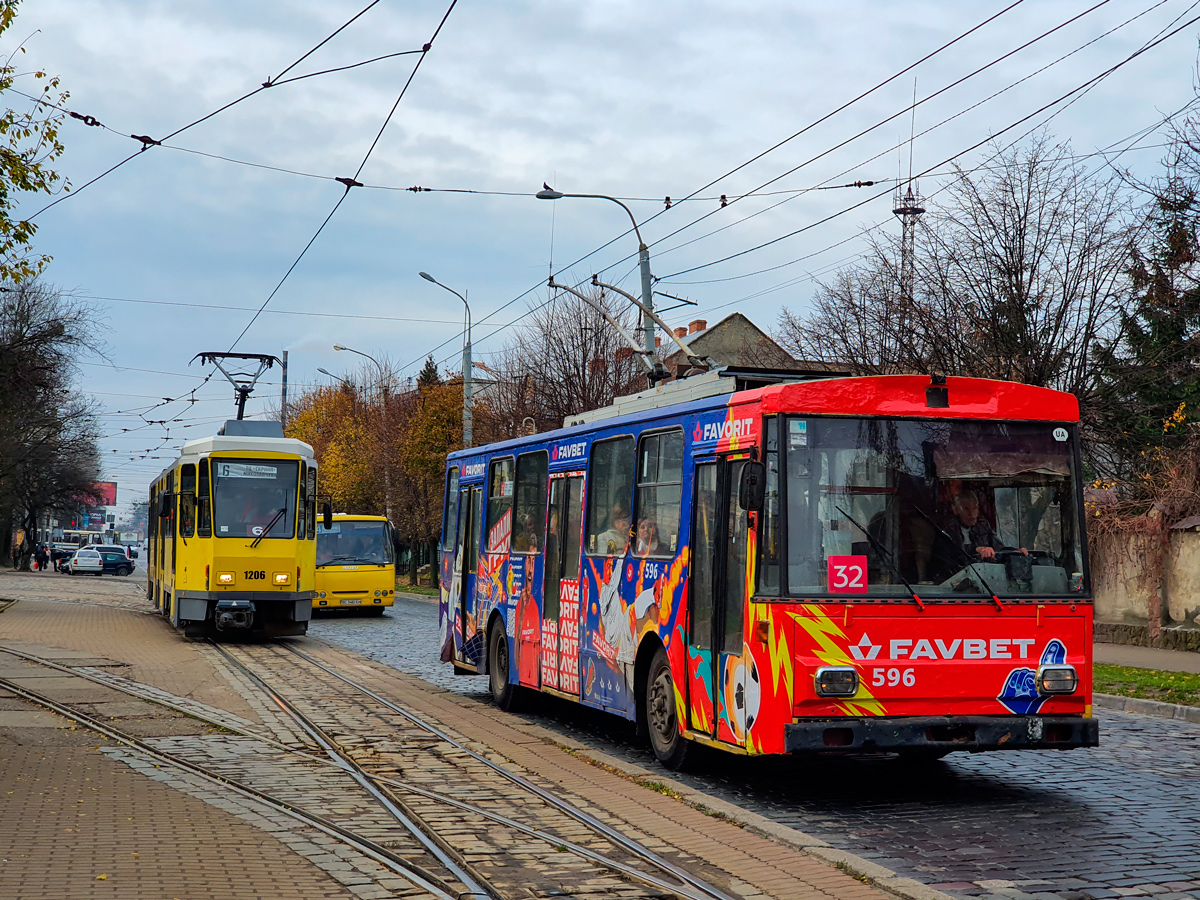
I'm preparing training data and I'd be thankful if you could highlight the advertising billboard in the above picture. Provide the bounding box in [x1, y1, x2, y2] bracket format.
[92, 482, 117, 506]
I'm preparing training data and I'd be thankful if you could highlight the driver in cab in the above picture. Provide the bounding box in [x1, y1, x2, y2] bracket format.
[946, 488, 1027, 561]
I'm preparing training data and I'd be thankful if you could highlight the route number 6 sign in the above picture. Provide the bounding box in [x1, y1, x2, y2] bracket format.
[827, 555, 868, 593]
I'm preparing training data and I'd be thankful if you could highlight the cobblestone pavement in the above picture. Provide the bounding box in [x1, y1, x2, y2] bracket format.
[311, 599, 1200, 900]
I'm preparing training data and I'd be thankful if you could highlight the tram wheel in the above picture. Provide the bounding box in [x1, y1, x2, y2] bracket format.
[488, 623, 521, 712]
[645, 646, 689, 770]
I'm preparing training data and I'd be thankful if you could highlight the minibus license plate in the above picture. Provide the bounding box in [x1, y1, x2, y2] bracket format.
[341, 598, 362, 606]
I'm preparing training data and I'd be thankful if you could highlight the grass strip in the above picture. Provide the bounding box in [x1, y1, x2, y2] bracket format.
[1094, 662, 1200, 708]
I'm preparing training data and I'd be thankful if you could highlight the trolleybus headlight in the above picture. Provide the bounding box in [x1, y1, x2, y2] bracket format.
[274, 572, 290, 585]
[1036, 664, 1078, 695]
[814, 666, 859, 698]
[217, 572, 234, 584]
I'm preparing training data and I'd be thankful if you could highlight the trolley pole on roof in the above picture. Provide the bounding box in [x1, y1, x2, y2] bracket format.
[536, 185, 657, 360]
[418, 272, 473, 448]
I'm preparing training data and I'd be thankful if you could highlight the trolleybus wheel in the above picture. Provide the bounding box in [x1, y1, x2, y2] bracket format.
[488, 624, 521, 712]
[645, 646, 689, 770]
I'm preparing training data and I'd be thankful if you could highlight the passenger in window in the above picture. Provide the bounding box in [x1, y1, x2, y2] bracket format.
[634, 516, 661, 557]
[596, 503, 631, 556]
[513, 514, 540, 553]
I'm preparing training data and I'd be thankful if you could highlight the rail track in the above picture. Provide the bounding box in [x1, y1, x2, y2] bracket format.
[0, 642, 741, 900]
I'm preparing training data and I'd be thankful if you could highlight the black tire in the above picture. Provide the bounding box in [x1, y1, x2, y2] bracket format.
[365, 606, 386, 616]
[488, 623, 521, 711]
[645, 646, 690, 770]
[118, 566, 132, 576]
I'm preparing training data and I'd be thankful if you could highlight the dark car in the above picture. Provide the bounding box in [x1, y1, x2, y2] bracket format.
[97, 549, 134, 576]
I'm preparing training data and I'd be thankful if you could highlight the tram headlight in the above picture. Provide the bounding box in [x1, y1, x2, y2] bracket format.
[814, 666, 859, 698]
[1036, 664, 1078, 695]
[274, 572, 290, 585]
[217, 572, 234, 585]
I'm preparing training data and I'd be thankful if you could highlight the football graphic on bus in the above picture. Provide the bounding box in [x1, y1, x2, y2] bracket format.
[722, 645, 761, 741]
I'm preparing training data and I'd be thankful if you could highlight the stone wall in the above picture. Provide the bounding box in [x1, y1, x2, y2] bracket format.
[1091, 527, 1200, 650]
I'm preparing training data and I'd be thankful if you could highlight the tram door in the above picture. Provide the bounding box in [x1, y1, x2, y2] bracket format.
[542, 474, 584, 693]
[452, 486, 484, 665]
[687, 456, 749, 744]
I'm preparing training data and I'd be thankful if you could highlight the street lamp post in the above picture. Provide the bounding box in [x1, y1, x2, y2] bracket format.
[418, 272, 472, 448]
[536, 186, 656, 359]
[332, 345, 392, 520]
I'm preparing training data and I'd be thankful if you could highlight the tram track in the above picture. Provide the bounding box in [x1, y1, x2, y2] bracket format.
[0, 642, 741, 900]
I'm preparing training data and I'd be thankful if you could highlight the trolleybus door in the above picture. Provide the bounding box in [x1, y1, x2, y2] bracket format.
[687, 456, 750, 744]
[452, 486, 484, 665]
[542, 474, 584, 694]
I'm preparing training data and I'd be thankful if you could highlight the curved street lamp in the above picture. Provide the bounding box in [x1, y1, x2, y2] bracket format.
[536, 185, 655, 359]
[418, 271, 473, 448]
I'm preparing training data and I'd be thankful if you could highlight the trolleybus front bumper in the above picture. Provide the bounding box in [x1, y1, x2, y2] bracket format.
[785, 714, 1099, 753]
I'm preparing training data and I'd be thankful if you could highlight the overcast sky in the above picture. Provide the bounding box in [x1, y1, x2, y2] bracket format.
[10, 0, 1200, 512]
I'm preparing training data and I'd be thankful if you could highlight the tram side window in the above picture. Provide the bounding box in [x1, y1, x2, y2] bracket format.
[512, 452, 548, 554]
[306, 467, 317, 539]
[633, 431, 683, 559]
[485, 458, 515, 554]
[442, 467, 460, 550]
[179, 464, 196, 538]
[197, 460, 212, 538]
[149, 488, 157, 541]
[298, 463, 308, 540]
[586, 436, 635, 556]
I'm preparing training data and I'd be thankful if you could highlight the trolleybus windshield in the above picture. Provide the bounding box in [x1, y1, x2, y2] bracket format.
[315, 520, 393, 567]
[211, 459, 299, 539]
[773, 417, 1085, 598]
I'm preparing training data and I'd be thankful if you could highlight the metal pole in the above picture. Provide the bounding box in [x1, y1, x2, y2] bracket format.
[280, 350, 289, 428]
[638, 245, 654, 357]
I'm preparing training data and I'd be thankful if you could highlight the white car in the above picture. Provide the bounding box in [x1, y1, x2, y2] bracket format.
[67, 549, 104, 576]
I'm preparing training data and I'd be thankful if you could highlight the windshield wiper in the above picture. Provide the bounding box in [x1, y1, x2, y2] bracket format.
[318, 554, 368, 566]
[911, 502, 1005, 610]
[250, 507, 287, 548]
[835, 505, 924, 611]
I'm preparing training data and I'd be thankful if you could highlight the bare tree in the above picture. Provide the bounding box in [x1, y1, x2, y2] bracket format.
[478, 286, 646, 437]
[780, 135, 1133, 423]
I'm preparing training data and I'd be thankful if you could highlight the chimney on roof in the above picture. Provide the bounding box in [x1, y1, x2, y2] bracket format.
[688, 319, 707, 334]
[673, 326, 687, 338]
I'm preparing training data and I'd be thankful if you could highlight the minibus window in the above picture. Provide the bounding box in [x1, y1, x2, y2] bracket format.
[586, 437, 635, 556]
[513, 452, 548, 554]
[485, 458, 515, 553]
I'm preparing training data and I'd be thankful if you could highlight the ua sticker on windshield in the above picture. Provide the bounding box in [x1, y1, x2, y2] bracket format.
[827, 555, 868, 593]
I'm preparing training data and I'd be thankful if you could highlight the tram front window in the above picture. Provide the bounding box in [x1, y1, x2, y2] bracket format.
[316, 521, 393, 566]
[782, 417, 1085, 598]
[212, 459, 299, 539]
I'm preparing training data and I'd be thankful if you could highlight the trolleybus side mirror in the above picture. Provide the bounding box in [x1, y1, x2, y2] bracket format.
[322, 501, 333, 531]
[738, 461, 766, 512]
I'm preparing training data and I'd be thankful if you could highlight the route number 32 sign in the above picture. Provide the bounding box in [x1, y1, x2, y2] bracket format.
[827, 555, 868, 593]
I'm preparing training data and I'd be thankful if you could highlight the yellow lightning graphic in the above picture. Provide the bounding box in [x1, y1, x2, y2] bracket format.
[791, 607, 885, 717]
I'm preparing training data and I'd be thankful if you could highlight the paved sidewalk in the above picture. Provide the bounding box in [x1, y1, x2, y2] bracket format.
[1094, 641, 1200, 674]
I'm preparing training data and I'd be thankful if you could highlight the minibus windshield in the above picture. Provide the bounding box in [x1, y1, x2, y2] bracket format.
[764, 418, 1086, 598]
[211, 459, 298, 539]
[316, 520, 393, 567]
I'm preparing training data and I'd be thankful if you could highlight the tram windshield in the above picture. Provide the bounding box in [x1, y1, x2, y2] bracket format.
[316, 520, 393, 567]
[211, 459, 299, 539]
[761, 417, 1086, 598]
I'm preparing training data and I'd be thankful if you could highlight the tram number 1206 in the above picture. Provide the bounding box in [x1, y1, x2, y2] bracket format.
[244, 570, 266, 580]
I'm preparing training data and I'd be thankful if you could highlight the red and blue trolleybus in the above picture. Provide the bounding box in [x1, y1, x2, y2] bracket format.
[439, 370, 1098, 768]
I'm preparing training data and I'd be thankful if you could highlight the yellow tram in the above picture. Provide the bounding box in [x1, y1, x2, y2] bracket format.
[148, 420, 325, 636]
[314, 513, 398, 614]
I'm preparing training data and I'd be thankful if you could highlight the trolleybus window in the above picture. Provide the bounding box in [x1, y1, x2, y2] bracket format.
[316, 519, 394, 567]
[783, 418, 1085, 598]
[512, 452, 548, 553]
[759, 417, 781, 593]
[442, 467, 459, 550]
[485, 458, 515, 554]
[586, 437, 635, 556]
[634, 430, 683, 558]
[211, 459, 299, 539]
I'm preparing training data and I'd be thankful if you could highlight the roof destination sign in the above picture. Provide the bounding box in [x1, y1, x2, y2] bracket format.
[217, 462, 278, 479]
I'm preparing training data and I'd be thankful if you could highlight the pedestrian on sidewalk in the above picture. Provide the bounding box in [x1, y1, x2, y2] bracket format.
[34, 544, 48, 572]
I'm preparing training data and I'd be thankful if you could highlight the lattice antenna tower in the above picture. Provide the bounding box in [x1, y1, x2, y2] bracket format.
[892, 79, 925, 310]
